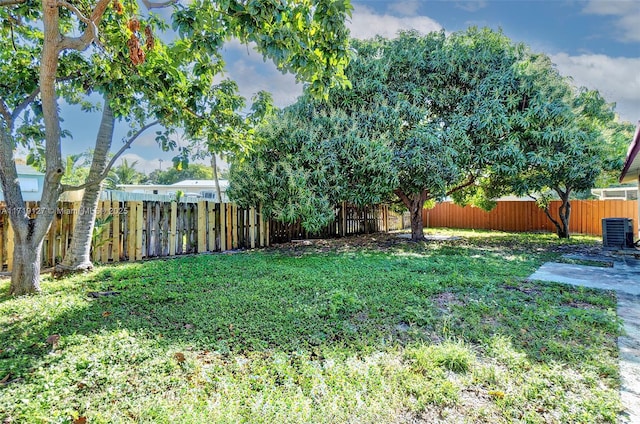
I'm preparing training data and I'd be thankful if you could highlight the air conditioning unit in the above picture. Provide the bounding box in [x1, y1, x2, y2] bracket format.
[602, 218, 635, 250]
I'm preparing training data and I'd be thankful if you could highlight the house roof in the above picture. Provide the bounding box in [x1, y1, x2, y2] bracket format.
[117, 179, 229, 190]
[620, 121, 640, 183]
[15, 164, 44, 176]
[170, 179, 229, 188]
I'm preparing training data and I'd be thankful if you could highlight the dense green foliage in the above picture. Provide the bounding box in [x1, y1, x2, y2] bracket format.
[1, 0, 354, 294]
[493, 56, 630, 237]
[230, 29, 534, 240]
[0, 231, 620, 422]
[146, 163, 214, 185]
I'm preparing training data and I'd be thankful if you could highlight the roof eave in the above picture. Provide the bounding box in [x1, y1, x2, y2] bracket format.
[619, 121, 640, 183]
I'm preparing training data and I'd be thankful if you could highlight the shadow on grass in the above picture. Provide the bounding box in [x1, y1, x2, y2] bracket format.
[0, 236, 620, 387]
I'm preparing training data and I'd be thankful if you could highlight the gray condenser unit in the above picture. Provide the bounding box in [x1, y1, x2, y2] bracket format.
[602, 218, 635, 250]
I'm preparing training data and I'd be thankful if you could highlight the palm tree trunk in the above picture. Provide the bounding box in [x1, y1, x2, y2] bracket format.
[57, 100, 114, 275]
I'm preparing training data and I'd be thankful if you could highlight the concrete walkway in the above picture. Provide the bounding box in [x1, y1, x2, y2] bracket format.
[529, 254, 640, 424]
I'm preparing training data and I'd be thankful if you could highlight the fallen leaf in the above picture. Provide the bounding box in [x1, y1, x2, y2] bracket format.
[102, 311, 111, 317]
[76, 382, 87, 389]
[46, 334, 60, 346]
[174, 352, 185, 363]
[0, 373, 11, 384]
[73, 417, 87, 424]
[488, 390, 505, 399]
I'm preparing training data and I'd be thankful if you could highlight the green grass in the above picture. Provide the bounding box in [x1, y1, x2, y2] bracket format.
[0, 230, 622, 423]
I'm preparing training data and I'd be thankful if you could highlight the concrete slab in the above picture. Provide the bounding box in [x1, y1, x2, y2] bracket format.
[528, 256, 640, 423]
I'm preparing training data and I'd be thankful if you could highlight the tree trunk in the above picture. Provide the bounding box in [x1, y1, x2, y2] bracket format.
[409, 195, 426, 241]
[56, 100, 114, 275]
[540, 190, 572, 239]
[9, 230, 44, 295]
[556, 194, 571, 239]
[395, 190, 427, 242]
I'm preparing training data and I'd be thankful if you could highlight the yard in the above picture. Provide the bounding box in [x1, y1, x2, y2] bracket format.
[0, 230, 622, 423]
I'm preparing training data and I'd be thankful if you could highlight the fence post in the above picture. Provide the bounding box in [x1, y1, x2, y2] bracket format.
[341, 202, 347, 236]
[197, 200, 206, 253]
[207, 201, 216, 252]
[169, 201, 177, 256]
[249, 207, 256, 249]
[258, 204, 265, 247]
[232, 204, 238, 249]
[101, 201, 111, 262]
[112, 200, 121, 262]
[127, 201, 136, 261]
[220, 203, 228, 251]
[135, 201, 143, 260]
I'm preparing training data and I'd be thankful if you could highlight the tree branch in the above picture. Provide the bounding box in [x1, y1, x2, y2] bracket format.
[0, 0, 26, 6]
[445, 174, 477, 196]
[11, 87, 40, 122]
[139, 0, 177, 10]
[61, 120, 159, 192]
[57, 0, 110, 52]
[393, 189, 411, 209]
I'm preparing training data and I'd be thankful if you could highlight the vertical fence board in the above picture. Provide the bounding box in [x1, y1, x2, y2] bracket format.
[197, 200, 206, 253]
[169, 202, 177, 256]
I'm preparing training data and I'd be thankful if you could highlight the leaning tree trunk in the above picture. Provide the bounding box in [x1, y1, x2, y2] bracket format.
[556, 194, 571, 239]
[57, 101, 115, 275]
[540, 190, 572, 239]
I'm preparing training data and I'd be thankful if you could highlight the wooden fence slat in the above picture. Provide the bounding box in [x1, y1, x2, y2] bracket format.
[220, 203, 228, 251]
[208, 202, 216, 252]
[135, 201, 143, 260]
[101, 201, 110, 262]
[169, 202, 177, 256]
[127, 201, 136, 262]
[112, 200, 120, 262]
[197, 200, 206, 253]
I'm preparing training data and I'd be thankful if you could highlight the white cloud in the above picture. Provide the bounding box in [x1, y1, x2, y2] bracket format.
[348, 3, 442, 39]
[387, 0, 421, 16]
[455, 1, 488, 12]
[222, 40, 302, 108]
[583, 0, 640, 42]
[551, 53, 640, 123]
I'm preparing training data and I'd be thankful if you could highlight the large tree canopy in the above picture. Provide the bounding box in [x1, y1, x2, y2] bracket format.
[0, 0, 353, 295]
[230, 28, 533, 240]
[230, 28, 627, 241]
[498, 55, 630, 237]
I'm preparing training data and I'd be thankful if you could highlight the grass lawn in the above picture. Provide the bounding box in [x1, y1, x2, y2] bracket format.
[0, 230, 622, 423]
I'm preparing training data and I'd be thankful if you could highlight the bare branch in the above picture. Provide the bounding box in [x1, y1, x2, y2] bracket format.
[445, 174, 477, 197]
[11, 87, 40, 122]
[61, 120, 160, 192]
[140, 0, 177, 9]
[11, 71, 85, 122]
[0, 0, 26, 6]
[57, 0, 111, 52]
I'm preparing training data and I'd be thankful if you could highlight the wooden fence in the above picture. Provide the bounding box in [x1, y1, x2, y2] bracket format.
[424, 200, 638, 236]
[0, 201, 393, 271]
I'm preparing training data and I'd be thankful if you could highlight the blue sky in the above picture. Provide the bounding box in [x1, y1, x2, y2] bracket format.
[59, 0, 640, 173]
